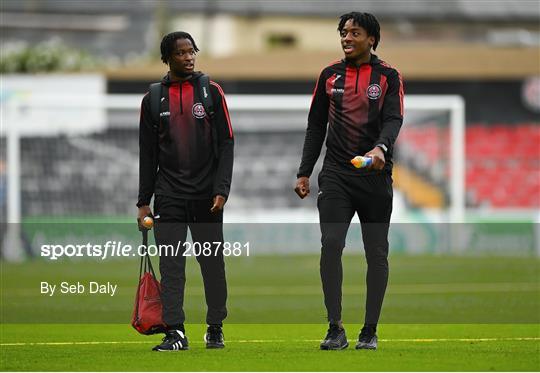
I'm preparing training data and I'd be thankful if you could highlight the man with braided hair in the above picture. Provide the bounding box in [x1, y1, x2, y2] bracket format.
[295, 12, 404, 350]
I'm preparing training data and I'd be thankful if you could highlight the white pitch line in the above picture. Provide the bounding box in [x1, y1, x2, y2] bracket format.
[382, 337, 540, 342]
[1, 341, 147, 346]
[1, 337, 539, 347]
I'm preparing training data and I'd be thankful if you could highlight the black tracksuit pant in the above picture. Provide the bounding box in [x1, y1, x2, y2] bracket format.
[153, 195, 227, 327]
[317, 169, 393, 326]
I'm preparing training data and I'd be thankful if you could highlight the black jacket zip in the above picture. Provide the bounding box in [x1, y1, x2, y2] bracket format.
[180, 83, 183, 114]
[355, 67, 359, 94]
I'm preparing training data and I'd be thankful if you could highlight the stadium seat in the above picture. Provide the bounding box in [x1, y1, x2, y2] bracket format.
[398, 123, 540, 208]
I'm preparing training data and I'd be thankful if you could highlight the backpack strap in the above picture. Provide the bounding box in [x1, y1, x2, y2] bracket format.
[198, 74, 214, 120]
[149, 82, 162, 132]
[197, 74, 219, 158]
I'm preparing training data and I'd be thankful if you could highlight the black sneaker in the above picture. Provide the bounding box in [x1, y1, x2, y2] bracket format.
[355, 326, 378, 350]
[152, 329, 189, 351]
[320, 324, 349, 350]
[204, 325, 225, 349]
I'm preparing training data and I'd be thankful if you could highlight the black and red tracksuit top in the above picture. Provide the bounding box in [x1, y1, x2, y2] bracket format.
[297, 54, 404, 178]
[137, 72, 234, 207]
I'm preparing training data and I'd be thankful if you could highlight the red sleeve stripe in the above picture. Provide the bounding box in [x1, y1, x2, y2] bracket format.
[381, 62, 404, 116]
[397, 70, 404, 116]
[210, 81, 233, 138]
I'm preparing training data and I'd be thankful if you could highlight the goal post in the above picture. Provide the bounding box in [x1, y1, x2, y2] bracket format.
[1, 93, 466, 259]
[403, 95, 466, 223]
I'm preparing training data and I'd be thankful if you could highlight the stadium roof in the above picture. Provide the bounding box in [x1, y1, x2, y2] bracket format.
[2, 0, 540, 21]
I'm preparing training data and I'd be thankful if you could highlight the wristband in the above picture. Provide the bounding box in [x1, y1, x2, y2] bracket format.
[375, 143, 388, 154]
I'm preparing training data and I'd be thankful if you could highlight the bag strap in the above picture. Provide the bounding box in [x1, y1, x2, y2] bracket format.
[138, 230, 148, 279]
[134, 229, 161, 321]
[149, 83, 162, 132]
[134, 230, 146, 321]
[197, 75, 219, 158]
[198, 74, 214, 119]
[139, 230, 158, 279]
[146, 251, 158, 280]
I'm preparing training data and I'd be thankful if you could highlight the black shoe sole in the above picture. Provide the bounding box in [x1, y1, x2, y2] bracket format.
[355, 344, 376, 350]
[320, 342, 349, 350]
[206, 344, 225, 349]
[153, 347, 189, 351]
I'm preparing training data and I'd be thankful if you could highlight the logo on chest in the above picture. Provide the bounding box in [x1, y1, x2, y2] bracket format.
[192, 103, 206, 119]
[366, 84, 382, 100]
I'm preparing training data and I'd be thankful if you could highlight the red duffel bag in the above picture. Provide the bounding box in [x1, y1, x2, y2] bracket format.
[132, 229, 166, 335]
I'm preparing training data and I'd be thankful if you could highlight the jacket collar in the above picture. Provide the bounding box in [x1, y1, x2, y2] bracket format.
[161, 71, 203, 85]
[342, 53, 381, 67]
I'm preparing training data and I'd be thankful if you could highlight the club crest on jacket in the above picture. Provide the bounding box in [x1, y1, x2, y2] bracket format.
[366, 84, 382, 100]
[192, 103, 206, 119]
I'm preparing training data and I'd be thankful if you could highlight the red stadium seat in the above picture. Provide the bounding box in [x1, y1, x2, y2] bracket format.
[400, 123, 540, 208]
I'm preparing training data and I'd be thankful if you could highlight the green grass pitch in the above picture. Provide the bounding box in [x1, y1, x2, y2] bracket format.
[1, 324, 539, 371]
[1, 255, 539, 371]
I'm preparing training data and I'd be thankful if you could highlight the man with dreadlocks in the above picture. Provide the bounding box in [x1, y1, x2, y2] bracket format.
[137, 31, 234, 351]
[295, 12, 404, 350]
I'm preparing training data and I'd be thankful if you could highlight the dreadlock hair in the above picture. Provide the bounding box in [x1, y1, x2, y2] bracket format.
[337, 12, 380, 51]
[160, 31, 200, 64]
